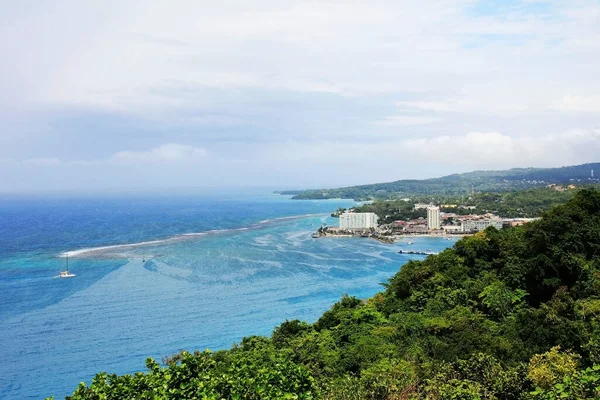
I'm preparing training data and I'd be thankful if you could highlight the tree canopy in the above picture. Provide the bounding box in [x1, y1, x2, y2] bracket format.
[353, 187, 577, 222]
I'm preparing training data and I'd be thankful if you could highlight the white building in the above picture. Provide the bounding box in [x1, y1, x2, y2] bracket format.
[427, 207, 441, 230]
[462, 219, 503, 232]
[339, 212, 379, 230]
[442, 225, 463, 232]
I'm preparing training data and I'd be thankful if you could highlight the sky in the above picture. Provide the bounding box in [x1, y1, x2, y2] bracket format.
[1, 0, 599, 193]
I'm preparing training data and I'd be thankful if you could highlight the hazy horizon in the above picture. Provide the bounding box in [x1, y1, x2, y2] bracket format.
[2, 1, 600, 193]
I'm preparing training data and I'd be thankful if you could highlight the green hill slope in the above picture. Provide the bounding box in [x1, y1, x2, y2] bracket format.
[56, 190, 600, 400]
[284, 162, 600, 200]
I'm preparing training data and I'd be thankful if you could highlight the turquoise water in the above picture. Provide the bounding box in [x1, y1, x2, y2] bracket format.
[0, 193, 453, 399]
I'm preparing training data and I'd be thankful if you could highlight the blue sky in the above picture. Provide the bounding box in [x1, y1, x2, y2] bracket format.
[1, 0, 599, 193]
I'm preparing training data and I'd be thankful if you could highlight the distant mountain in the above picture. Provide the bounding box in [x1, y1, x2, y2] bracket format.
[282, 162, 600, 200]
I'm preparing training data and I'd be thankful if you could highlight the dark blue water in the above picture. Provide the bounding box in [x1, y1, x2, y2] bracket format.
[0, 193, 453, 399]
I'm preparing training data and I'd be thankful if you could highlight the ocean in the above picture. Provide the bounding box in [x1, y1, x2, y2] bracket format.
[0, 192, 454, 399]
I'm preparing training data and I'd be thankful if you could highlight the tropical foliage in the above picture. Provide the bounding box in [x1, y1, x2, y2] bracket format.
[52, 189, 600, 399]
[353, 187, 576, 221]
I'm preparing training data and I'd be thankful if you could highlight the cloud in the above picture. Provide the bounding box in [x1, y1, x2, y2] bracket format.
[2, 130, 600, 193]
[0, 144, 208, 168]
[397, 100, 467, 113]
[401, 129, 600, 167]
[376, 116, 442, 126]
[556, 95, 600, 113]
[1, 1, 600, 192]
[2, 0, 596, 115]
[109, 143, 207, 164]
[264, 129, 600, 171]
[401, 132, 522, 165]
[22, 157, 62, 166]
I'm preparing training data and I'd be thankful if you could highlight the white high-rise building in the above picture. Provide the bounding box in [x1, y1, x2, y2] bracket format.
[461, 219, 503, 232]
[339, 212, 379, 230]
[427, 207, 441, 230]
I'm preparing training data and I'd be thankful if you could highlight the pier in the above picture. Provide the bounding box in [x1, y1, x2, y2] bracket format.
[397, 249, 439, 256]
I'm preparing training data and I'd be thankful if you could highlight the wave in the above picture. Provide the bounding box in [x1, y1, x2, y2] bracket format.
[59, 239, 173, 258]
[60, 213, 327, 258]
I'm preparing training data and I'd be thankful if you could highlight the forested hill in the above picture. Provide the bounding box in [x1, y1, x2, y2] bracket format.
[282, 162, 600, 200]
[58, 190, 600, 399]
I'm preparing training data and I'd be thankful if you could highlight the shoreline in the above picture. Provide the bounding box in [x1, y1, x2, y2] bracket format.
[395, 233, 472, 238]
[316, 231, 472, 244]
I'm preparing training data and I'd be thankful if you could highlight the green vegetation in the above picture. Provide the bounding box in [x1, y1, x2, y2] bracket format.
[331, 208, 347, 218]
[54, 190, 600, 399]
[353, 200, 426, 224]
[353, 187, 576, 222]
[282, 162, 600, 200]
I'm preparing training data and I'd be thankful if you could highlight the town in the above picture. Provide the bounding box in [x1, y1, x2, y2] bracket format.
[315, 202, 538, 243]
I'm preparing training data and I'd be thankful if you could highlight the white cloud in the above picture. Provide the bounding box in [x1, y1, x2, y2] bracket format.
[377, 116, 442, 126]
[265, 129, 600, 170]
[556, 95, 600, 113]
[2, 130, 600, 192]
[402, 129, 600, 167]
[402, 132, 523, 165]
[397, 100, 467, 113]
[2, 144, 208, 168]
[2, 1, 600, 191]
[1, 0, 597, 116]
[109, 143, 207, 164]
[22, 157, 62, 166]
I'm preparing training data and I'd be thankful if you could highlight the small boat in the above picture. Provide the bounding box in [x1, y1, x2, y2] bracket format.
[407, 241, 414, 245]
[311, 233, 320, 238]
[59, 254, 76, 278]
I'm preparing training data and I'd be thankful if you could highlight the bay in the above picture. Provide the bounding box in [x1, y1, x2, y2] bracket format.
[0, 193, 453, 399]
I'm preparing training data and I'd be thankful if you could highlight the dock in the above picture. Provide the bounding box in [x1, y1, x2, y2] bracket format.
[397, 249, 439, 256]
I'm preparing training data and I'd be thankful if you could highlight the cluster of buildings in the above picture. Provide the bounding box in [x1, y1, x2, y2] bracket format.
[337, 206, 538, 235]
[546, 184, 577, 192]
[422, 206, 535, 233]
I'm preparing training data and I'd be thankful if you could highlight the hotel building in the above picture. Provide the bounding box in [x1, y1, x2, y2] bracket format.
[427, 207, 441, 230]
[339, 212, 379, 230]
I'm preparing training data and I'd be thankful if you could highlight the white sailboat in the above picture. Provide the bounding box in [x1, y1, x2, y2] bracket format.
[59, 254, 76, 278]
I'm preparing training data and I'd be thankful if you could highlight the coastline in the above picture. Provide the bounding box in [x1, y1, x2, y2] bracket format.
[315, 231, 471, 244]
[395, 233, 472, 238]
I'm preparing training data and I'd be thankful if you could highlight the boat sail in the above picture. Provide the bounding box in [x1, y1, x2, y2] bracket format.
[59, 254, 76, 278]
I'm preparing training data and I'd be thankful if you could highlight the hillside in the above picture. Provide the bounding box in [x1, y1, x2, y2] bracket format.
[282, 162, 600, 200]
[57, 190, 600, 399]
